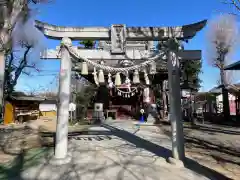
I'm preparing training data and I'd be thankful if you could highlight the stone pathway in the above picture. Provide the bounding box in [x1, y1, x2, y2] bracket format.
[101, 121, 237, 179]
[20, 124, 213, 180]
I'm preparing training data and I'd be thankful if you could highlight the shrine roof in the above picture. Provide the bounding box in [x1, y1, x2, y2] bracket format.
[224, 60, 240, 70]
[35, 20, 207, 41]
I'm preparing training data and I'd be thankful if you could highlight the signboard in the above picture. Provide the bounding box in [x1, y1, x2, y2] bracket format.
[69, 103, 76, 112]
[111, 24, 126, 54]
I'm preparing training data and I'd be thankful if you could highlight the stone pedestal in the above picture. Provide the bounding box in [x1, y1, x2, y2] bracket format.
[92, 111, 105, 124]
[92, 103, 105, 124]
[49, 153, 72, 165]
[147, 114, 155, 124]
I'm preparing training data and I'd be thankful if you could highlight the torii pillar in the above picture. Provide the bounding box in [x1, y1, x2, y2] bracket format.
[51, 37, 72, 164]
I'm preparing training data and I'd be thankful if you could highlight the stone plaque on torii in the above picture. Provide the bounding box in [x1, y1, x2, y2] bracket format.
[35, 19, 207, 164]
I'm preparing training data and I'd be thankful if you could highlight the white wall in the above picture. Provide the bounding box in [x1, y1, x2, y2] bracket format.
[39, 103, 57, 112]
[216, 93, 236, 102]
[216, 93, 236, 115]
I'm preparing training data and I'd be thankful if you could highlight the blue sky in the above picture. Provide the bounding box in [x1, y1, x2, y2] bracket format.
[15, 0, 240, 93]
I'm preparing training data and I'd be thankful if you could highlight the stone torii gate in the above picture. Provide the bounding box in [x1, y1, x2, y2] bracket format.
[35, 20, 207, 164]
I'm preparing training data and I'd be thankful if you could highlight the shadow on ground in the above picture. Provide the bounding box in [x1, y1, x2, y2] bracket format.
[101, 123, 232, 180]
[0, 147, 51, 180]
[0, 124, 233, 180]
[160, 124, 240, 178]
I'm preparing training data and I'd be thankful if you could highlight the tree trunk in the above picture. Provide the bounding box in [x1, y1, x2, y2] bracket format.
[0, 1, 24, 50]
[0, 51, 5, 119]
[220, 68, 230, 121]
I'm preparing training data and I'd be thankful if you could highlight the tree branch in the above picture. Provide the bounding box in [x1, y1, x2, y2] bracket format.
[8, 52, 14, 69]
[5, 45, 32, 96]
[13, 45, 31, 82]
[222, 0, 240, 11]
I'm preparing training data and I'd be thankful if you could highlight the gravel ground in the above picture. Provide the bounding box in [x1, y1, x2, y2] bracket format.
[1, 120, 239, 179]
[159, 123, 240, 180]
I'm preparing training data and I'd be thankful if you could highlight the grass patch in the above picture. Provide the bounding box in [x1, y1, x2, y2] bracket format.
[0, 147, 52, 180]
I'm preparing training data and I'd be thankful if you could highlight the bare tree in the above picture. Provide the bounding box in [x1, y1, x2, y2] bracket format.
[0, 0, 49, 117]
[38, 91, 57, 98]
[206, 14, 238, 120]
[24, 86, 43, 96]
[4, 16, 45, 97]
[216, 69, 234, 86]
[222, 0, 240, 12]
[0, 0, 49, 51]
[4, 42, 41, 97]
[216, 63, 234, 85]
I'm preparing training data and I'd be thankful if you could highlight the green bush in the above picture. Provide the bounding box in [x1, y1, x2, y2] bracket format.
[75, 85, 96, 121]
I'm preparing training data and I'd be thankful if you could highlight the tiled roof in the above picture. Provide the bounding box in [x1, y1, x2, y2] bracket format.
[209, 84, 240, 94]
[224, 61, 240, 70]
[10, 96, 57, 102]
[10, 96, 45, 101]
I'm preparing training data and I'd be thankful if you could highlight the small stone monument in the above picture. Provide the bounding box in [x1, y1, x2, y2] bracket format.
[92, 103, 105, 124]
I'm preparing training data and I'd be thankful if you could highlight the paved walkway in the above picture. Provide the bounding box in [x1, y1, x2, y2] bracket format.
[21, 121, 227, 180]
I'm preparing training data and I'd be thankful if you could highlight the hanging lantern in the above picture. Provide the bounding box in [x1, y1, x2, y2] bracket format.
[98, 69, 105, 83]
[81, 62, 88, 75]
[125, 71, 131, 84]
[108, 73, 112, 83]
[143, 87, 150, 103]
[133, 70, 140, 84]
[144, 69, 150, 85]
[149, 61, 156, 74]
[92, 67, 99, 86]
[145, 76, 150, 85]
[115, 72, 121, 86]
[108, 73, 113, 88]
